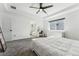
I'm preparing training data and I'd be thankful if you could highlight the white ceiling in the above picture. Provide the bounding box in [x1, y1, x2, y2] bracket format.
[4, 3, 76, 18]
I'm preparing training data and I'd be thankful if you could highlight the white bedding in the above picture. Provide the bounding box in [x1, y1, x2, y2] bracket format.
[32, 37, 79, 56]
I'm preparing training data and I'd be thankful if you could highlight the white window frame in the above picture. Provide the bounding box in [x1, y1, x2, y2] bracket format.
[49, 18, 65, 31]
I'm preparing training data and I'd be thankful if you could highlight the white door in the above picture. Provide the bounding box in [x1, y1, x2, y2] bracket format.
[1, 14, 12, 41]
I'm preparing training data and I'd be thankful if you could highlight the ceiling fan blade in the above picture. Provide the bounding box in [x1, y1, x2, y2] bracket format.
[42, 9, 47, 14]
[30, 6, 39, 9]
[43, 5, 53, 9]
[36, 9, 40, 14]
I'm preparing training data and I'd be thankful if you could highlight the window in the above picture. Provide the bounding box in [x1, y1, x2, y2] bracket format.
[49, 18, 65, 30]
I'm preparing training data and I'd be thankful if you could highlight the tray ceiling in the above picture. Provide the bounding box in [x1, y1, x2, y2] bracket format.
[4, 3, 76, 18]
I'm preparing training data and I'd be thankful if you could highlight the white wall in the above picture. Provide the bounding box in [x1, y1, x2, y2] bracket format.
[44, 5, 79, 40]
[0, 4, 6, 26]
[11, 15, 31, 40]
[64, 9, 79, 40]
[1, 13, 12, 41]
[0, 4, 43, 41]
[3, 8, 43, 41]
[0, 4, 11, 41]
[11, 13, 43, 40]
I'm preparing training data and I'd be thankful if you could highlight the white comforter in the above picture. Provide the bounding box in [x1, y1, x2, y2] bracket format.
[32, 37, 79, 56]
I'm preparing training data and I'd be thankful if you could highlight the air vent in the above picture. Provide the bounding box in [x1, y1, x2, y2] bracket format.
[10, 5, 16, 9]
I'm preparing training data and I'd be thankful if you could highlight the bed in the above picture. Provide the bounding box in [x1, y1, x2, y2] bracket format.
[32, 37, 79, 56]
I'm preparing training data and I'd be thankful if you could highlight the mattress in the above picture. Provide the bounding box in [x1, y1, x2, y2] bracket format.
[32, 37, 79, 56]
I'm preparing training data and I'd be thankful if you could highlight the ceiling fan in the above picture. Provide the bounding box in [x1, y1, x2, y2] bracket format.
[30, 3, 53, 14]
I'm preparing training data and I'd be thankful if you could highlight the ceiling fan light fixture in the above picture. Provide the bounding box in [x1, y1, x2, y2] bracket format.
[30, 3, 53, 14]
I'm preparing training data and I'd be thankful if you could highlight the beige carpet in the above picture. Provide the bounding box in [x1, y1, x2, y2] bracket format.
[16, 49, 37, 56]
[0, 39, 37, 56]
